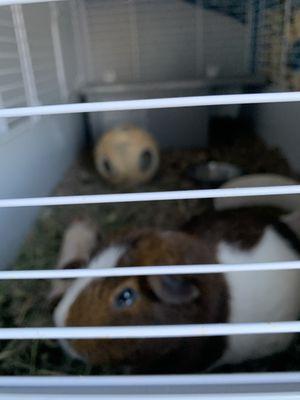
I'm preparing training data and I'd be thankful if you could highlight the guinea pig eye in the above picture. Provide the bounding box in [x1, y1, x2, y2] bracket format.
[115, 288, 138, 309]
[139, 149, 153, 172]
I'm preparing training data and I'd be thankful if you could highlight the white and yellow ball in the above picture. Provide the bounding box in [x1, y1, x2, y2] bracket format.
[94, 125, 160, 187]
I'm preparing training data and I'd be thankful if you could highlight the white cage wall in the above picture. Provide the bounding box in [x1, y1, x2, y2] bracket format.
[0, 0, 82, 265]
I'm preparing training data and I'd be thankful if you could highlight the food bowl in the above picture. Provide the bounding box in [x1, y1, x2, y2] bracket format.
[186, 161, 243, 188]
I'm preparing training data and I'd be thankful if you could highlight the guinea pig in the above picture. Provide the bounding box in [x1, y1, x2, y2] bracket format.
[53, 207, 300, 373]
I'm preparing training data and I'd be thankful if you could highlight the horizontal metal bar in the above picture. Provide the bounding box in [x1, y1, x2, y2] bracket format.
[0, 392, 298, 400]
[0, 185, 300, 208]
[0, 0, 66, 5]
[5, 373, 300, 388]
[84, 77, 265, 95]
[4, 261, 300, 280]
[0, 91, 300, 118]
[2, 372, 300, 387]
[1, 321, 300, 340]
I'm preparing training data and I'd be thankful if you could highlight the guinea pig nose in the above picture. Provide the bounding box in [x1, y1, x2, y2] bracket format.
[115, 288, 138, 308]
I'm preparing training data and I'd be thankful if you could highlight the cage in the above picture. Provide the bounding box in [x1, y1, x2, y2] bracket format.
[1, 0, 300, 398]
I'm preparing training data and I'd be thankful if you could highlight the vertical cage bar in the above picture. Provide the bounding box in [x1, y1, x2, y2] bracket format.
[11, 4, 39, 114]
[76, 0, 93, 82]
[49, 1, 68, 101]
[128, 0, 140, 81]
[69, 0, 85, 89]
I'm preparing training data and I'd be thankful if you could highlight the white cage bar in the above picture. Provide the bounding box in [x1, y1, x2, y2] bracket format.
[1, 321, 300, 340]
[3, 260, 300, 280]
[0, 91, 300, 118]
[0, 185, 299, 208]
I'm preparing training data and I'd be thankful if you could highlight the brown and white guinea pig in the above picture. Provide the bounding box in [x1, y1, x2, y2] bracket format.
[53, 207, 300, 373]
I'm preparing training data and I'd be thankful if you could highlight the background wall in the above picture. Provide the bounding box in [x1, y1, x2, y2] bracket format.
[255, 102, 300, 172]
[0, 115, 83, 266]
[0, 2, 83, 265]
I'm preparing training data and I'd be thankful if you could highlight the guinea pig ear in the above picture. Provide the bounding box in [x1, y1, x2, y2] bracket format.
[147, 275, 200, 304]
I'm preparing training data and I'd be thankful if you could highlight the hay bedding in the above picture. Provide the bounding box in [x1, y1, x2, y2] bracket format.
[0, 135, 299, 375]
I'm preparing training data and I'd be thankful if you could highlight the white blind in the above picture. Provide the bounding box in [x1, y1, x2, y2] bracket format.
[0, 6, 27, 131]
[22, 3, 61, 104]
[84, 0, 249, 83]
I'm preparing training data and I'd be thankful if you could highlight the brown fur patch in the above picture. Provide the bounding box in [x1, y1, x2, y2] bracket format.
[182, 206, 285, 250]
[64, 230, 229, 373]
[118, 230, 216, 266]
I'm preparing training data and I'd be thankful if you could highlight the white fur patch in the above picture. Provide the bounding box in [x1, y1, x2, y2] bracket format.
[57, 221, 97, 269]
[54, 245, 126, 358]
[217, 226, 300, 365]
